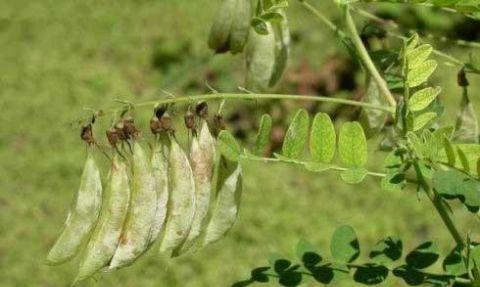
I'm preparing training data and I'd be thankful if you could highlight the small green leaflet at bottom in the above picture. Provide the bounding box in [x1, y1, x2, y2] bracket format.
[331, 225, 360, 263]
[338, 122, 367, 168]
[253, 114, 272, 156]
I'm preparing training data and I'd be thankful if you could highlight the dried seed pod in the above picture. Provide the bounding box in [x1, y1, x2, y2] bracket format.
[74, 154, 130, 283]
[229, 0, 252, 54]
[196, 102, 209, 119]
[109, 142, 157, 269]
[159, 139, 196, 253]
[173, 122, 216, 256]
[106, 127, 120, 147]
[245, 24, 276, 92]
[203, 158, 243, 246]
[148, 138, 170, 246]
[208, 0, 236, 53]
[46, 148, 102, 265]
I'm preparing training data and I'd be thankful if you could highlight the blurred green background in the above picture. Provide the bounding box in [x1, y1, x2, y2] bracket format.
[1, 0, 479, 286]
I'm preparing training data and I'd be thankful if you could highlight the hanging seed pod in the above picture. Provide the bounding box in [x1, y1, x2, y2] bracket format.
[203, 157, 243, 246]
[159, 139, 196, 253]
[173, 122, 216, 256]
[46, 148, 102, 265]
[109, 142, 157, 269]
[208, 0, 236, 53]
[229, 0, 252, 54]
[269, 9, 290, 87]
[148, 137, 170, 246]
[245, 23, 276, 92]
[74, 154, 130, 283]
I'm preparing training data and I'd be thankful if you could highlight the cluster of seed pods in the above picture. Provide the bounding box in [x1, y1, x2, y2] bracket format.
[46, 103, 243, 284]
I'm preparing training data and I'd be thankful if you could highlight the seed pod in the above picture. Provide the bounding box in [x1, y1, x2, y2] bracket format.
[208, 0, 236, 53]
[148, 138, 170, 246]
[74, 154, 130, 283]
[109, 142, 157, 269]
[46, 148, 102, 265]
[203, 158, 243, 246]
[173, 122, 216, 256]
[159, 139, 196, 253]
[245, 24, 276, 92]
[269, 9, 290, 87]
[229, 0, 252, 54]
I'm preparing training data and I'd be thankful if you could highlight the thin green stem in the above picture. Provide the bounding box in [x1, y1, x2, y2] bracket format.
[343, 7, 397, 108]
[89, 93, 394, 121]
[298, 0, 347, 39]
[412, 162, 465, 248]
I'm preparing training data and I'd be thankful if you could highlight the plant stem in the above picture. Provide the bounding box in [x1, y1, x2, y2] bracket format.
[343, 7, 397, 108]
[298, 0, 347, 39]
[412, 162, 465, 248]
[89, 92, 394, 121]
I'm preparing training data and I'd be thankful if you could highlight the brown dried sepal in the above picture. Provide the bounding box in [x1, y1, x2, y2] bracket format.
[150, 116, 162, 135]
[184, 110, 196, 130]
[122, 117, 139, 139]
[106, 127, 120, 147]
[196, 102, 209, 119]
[81, 124, 95, 145]
[160, 112, 175, 133]
[213, 114, 226, 131]
[457, 69, 469, 87]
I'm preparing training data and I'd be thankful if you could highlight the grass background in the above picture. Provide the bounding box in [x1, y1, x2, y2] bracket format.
[1, 0, 479, 286]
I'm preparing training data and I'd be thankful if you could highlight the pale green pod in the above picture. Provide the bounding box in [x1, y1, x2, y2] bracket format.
[246, 24, 276, 92]
[173, 123, 216, 256]
[109, 142, 157, 269]
[269, 9, 290, 87]
[203, 159, 243, 246]
[46, 149, 102, 265]
[148, 139, 169, 245]
[229, 0, 252, 54]
[208, 0, 236, 53]
[159, 139, 196, 253]
[74, 154, 130, 284]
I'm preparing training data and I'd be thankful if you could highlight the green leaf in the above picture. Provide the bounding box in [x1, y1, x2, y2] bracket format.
[370, 236, 402, 265]
[381, 173, 406, 192]
[407, 44, 433, 69]
[407, 60, 437, 88]
[338, 122, 367, 168]
[353, 264, 389, 285]
[253, 114, 272, 156]
[434, 169, 480, 210]
[443, 137, 456, 166]
[412, 112, 437, 131]
[443, 246, 467, 276]
[340, 168, 368, 184]
[218, 130, 242, 161]
[310, 113, 336, 163]
[457, 147, 471, 173]
[303, 162, 332, 173]
[282, 109, 309, 159]
[360, 78, 387, 138]
[331, 225, 360, 263]
[405, 241, 439, 269]
[296, 239, 321, 267]
[406, 33, 419, 52]
[408, 87, 441, 112]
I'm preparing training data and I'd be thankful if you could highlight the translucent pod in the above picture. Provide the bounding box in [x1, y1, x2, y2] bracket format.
[245, 24, 276, 92]
[173, 122, 216, 256]
[159, 139, 196, 253]
[109, 142, 157, 269]
[229, 0, 252, 54]
[203, 158, 243, 246]
[46, 149, 102, 265]
[148, 138, 169, 246]
[269, 9, 290, 87]
[74, 154, 130, 284]
[208, 0, 236, 53]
